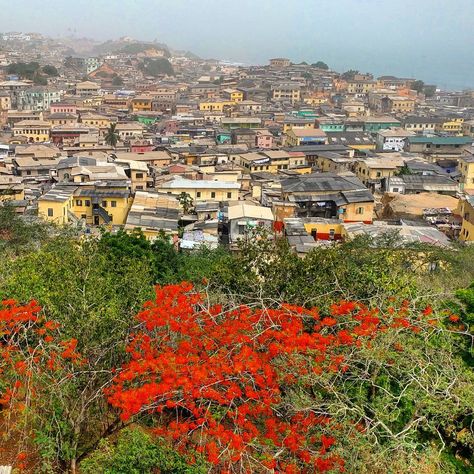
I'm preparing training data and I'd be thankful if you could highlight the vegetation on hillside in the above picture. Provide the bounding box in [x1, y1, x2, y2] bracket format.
[0, 206, 473, 473]
[119, 42, 170, 58]
[6, 62, 59, 84]
[312, 61, 329, 70]
[138, 57, 175, 77]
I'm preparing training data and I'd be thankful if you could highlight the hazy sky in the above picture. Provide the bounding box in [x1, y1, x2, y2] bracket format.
[1, 0, 473, 89]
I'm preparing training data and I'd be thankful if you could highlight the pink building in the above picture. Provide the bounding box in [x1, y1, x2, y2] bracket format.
[50, 103, 77, 114]
[130, 139, 154, 153]
[256, 130, 274, 149]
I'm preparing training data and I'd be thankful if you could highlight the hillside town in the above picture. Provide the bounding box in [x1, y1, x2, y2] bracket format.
[1, 31, 474, 251]
[3, 6, 474, 471]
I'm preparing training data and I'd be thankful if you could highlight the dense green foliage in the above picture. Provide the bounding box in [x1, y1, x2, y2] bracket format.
[80, 428, 207, 474]
[424, 84, 437, 98]
[0, 211, 473, 472]
[139, 57, 175, 76]
[0, 204, 50, 254]
[112, 74, 124, 86]
[119, 42, 170, 57]
[312, 61, 329, 70]
[42, 65, 59, 76]
[341, 69, 359, 80]
[411, 79, 425, 93]
[6, 61, 58, 84]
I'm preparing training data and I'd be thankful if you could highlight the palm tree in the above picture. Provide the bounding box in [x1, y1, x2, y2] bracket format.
[178, 192, 194, 214]
[104, 123, 119, 148]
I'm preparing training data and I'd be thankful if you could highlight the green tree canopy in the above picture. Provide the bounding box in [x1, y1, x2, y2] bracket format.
[312, 61, 329, 70]
[112, 75, 124, 86]
[42, 64, 59, 76]
[139, 58, 174, 77]
[341, 69, 359, 80]
[412, 79, 425, 92]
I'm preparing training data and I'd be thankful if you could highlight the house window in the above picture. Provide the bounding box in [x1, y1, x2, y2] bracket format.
[102, 201, 107, 207]
[136, 173, 144, 179]
[211, 192, 216, 198]
[81, 214, 87, 219]
[376, 172, 381, 177]
[227, 192, 232, 198]
[329, 229, 335, 240]
[85, 200, 91, 207]
[76, 200, 82, 206]
[47, 208, 54, 217]
[196, 192, 201, 198]
[26, 170, 32, 176]
[111, 201, 117, 208]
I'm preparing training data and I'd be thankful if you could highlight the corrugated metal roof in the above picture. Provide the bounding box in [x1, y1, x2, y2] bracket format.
[408, 136, 472, 145]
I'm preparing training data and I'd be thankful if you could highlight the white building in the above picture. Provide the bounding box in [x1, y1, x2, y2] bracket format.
[375, 127, 415, 152]
[18, 87, 62, 111]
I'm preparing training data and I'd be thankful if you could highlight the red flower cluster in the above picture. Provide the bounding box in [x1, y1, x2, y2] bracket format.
[106, 283, 432, 472]
[0, 299, 84, 468]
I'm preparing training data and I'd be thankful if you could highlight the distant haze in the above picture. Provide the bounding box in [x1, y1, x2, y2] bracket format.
[1, 0, 473, 90]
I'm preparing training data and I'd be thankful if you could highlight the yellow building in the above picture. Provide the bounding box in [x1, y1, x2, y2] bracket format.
[280, 173, 374, 223]
[81, 96, 103, 107]
[356, 157, 403, 187]
[283, 119, 314, 133]
[437, 117, 464, 136]
[458, 155, 474, 192]
[114, 159, 149, 192]
[199, 100, 234, 112]
[47, 113, 78, 127]
[346, 81, 377, 94]
[13, 120, 51, 142]
[303, 219, 344, 241]
[73, 184, 132, 225]
[222, 89, 244, 103]
[38, 186, 76, 225]
[458, 196, 474, 241]
[158, 176, 240, 201]
[239, 151, 305, 173]
[131, 96, 153, 112]
[342, 101, 366, 117]
[39, 184, 132, 226]
[0, 176, 25, 202]
[80, 113, 115, 129]
[389, 96, 416, 114]
[272, 84, 301, 104]
[315, 153, 356, 174]
[0, 94, 12, 111]
[303, 95, 329, 106]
